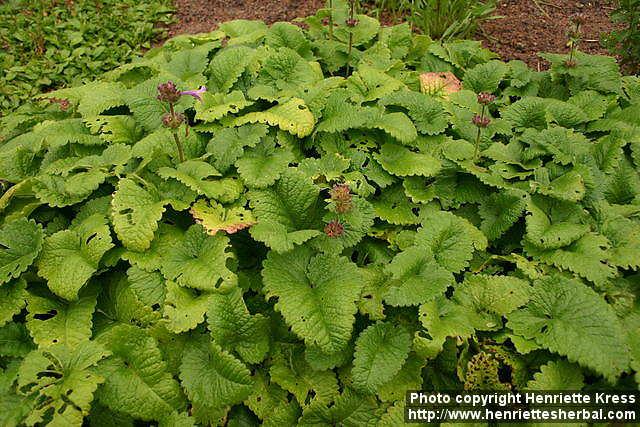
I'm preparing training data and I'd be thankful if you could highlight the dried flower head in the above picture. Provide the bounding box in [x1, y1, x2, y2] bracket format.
[157, 81, 181, 103]
[329, 183, 353, 213]
[472, 114, 491, 128]
[162, 112, 185, 129]
[477, 92, 496, 106]
[564, 59, 578, 68]
[324, 220, 345, 238]
[346, 18, 358, 27]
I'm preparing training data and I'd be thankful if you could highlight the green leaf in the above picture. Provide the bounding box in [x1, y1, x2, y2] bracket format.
[206, 123, 269, 172]
[112, 178, 166, 252]
[418, 297, 477, 358]
[95, 324, 186, 422]
[372, 184, 420, 225]
[478, 191, 527, 240]
[127, 266, 166, 308]
[374, 142, 441, 177]
[245, 372, 301, 427]
[235, 138, 294, 188]
[122, 224, 183, 272]
[524, 195, 589, 250]
[163, 281, 211, 333]
[0, 218, 43, 285]
[297, 388, 382, 427]
[380, 90, 450, 135]
[156, 160, 230, 200]
[270, 345, 339, 407]
[352, 322, 411, 394]
[233, 98, 315, 137]
[376, 353, 425, 402]
[26, 285, 98, 348]
[161, 224, 236, 291]
[454, 274, 530, 331]
[179, 338, 254, 416]
[194, 91, 254, 122]
[37, 214, 114, 300]
[526, 360, 585, 390]
[346, 66, 404, 103]
[414, 210, 487, 273]
[507, 276, 629, 381]
[207, 287, 269, 364]
[33, 170, 107, 207]
[251, 222, 321, 253]
[249, 169, 322, 251]
[0, 278, 27, 327]
[262, 245, 363, 353]
[525, 233, 618, 285]
[383, 246, 453, 306]
[191, 199, 256, 236]
[97, 275, 160, 328]
[463, 60, 508, 93]
[0, 323, 35, 358]
[17, 341, 110, 427]
[207, 45, 256, 93]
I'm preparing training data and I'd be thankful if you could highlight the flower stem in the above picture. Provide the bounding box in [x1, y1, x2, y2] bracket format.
[169, 102, 185, 162]
[328, 0, 334, 40]
[473, 105, 486, 162]
[346, 0, 356, 76]
[172, 132, 185, 163]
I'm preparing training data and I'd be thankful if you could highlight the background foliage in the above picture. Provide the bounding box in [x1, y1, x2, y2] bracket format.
[0, 0, 174, 115]
[0, 0, 639, 425]
[603, 0, 640, 75]
[364, 0, 498, 40]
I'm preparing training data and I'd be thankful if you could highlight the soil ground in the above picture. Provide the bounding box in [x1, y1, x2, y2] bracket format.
[166, 0, 617, 68]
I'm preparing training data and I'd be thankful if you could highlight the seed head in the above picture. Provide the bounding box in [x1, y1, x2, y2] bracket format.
[157, 81, 181, 103]
[329, 183, 353, 213]
[477, 92, 496, 106]
[472, 114, 491, 128]
[162, 112, 185, 129]
[564, 59, 578, 68]
[324, 220, 345, 238]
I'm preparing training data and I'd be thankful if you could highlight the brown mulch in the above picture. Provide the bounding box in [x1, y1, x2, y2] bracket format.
[166, 0, 618, 69]
[479, 0, 617, 68]
[167, 0, 324, 37]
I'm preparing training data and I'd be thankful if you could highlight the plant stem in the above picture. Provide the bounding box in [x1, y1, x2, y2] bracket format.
[346, 0, 356, 76]
[328, 0, 334, 40]
[168, 102, 185, 162]
[346, 32, 353, 76]
[473, 105, 486, 162]
[172, 132, 185, 163]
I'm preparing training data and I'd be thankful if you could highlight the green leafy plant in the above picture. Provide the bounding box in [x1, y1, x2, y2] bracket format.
[0, 0, 174, 115]
[364, 0, 498, 40]
[602, 0, 640, 75]
[1, 1, 640, 425]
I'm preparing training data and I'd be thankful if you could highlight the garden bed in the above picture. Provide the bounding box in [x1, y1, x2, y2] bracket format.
[167, 0, 617, 67]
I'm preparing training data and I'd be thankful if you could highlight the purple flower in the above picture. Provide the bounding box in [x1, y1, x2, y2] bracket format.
[477, 92, 496, 106]
[324, 220, 345, 238]
[180, 86, 207, 101]
[157, 81, 181, 103]
[472, 114, 491, 128]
